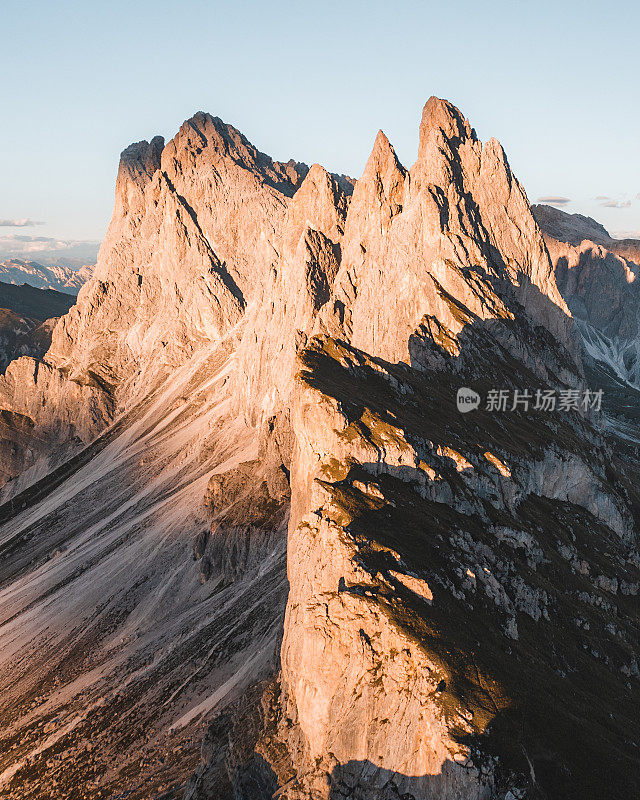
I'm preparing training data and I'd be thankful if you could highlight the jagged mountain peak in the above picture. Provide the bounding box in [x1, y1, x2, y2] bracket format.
[0, 96, 575, 486]
[163, 110, 309, 197]
[1, 97, 639, 800]
[415, 95, 477, 171]
[419, 95, 475, 141]
[367, 128, 400, 165]
[288, 163, 350, 240]
[361, 129, 406, 187]
[174, 111, 266, 165]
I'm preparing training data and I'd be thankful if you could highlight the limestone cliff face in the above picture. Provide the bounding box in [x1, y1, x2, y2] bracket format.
[233, 163, 351, 423]
[236, 99, 578, 426]
[186, 102, 638, 800]
[0, 101, 575, 487]
[46, 117, 293, 402]
[279, 349, 493, 800]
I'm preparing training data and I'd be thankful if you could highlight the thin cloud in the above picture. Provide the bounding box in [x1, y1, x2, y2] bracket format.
[600, 199, 632, 208]
[595, 195, 610, 201]
[0, 234, 99, 264]
[537, 196, 571, 206]
[0, 218, 45, 227]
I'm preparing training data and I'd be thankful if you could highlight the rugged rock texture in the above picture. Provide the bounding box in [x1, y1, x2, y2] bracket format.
[272, 337, 639, 800]
[189, 102, 638, 800]
[236, 99, 576, 424]
[320, 100, 573, 368]
[533, 206, 640, 376]
[0, 114, 346, 489]
[533, 204, 640, 265]
[0, 118, 296, 489]
[0, 99, 638, 800]
[234, 162, 352, 422]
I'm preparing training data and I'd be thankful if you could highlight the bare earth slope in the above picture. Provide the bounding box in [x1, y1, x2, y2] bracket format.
[0, 344, 289, 798]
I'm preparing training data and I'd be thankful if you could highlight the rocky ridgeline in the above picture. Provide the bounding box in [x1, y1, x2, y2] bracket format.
[0, 100, 638, 800]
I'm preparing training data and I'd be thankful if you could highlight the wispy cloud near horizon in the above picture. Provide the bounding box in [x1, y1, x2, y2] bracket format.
[0, 218, 45, 227]
[0, 234, 100, 265]
[600, 199, 632, 208]
[536, 196, 571, 206]
[613, 229, 640, 240]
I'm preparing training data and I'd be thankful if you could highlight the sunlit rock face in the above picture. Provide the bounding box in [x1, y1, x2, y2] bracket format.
[235, 98, 578, 427]
[320, 99, 574, 367]
[188, 102, 638, 800]
[263, 103, 639, 800]
[0, 115, 311, 489]
[0, 99, 638, 800]
[271, 335, 639, 800]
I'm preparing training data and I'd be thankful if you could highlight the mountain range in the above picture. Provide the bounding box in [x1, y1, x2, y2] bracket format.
[0, 259, 93, 295]
[0, 99, 637, 800]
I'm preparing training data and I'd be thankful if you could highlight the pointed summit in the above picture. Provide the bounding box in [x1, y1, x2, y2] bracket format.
[418, 96, 474, 148]
[346, 129, 406, 231]
[410, 97, 479, 193]
[163, 112, 308, 197]
[287, 163, 350, 242]
[361, 129, 405, 183]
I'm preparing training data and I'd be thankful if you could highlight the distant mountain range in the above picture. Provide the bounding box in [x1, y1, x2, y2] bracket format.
[0, 258, 93, 295]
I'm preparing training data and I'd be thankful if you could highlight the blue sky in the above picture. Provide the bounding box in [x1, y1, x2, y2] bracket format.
[1, 0, 639, 258]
